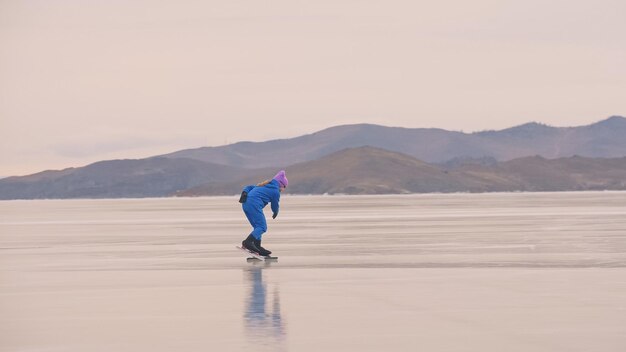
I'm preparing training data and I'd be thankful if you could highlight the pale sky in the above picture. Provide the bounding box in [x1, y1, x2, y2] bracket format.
[1, 0, 625, 176]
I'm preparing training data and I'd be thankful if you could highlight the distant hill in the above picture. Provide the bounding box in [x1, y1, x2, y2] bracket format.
[2, 116, 626, 199]
[177, 146, 479, 195]
[0, 157, 248, 199]
[163, 116, 626, 167]
[459, 155, 626, 192]
[177, 146, 626, 196]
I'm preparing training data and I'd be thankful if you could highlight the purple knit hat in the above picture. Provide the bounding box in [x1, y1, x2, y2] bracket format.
[273, 170, 288, 188]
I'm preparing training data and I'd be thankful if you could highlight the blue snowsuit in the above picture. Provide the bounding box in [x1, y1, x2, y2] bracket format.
[242, 180, 281, 240]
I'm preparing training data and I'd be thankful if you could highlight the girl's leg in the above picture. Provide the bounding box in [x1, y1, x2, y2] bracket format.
[244, 206, 267, 240]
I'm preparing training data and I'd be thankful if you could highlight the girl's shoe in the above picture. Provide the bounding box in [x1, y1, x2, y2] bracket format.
[242, 235, 263, 255]
[254, 238, 272, 255]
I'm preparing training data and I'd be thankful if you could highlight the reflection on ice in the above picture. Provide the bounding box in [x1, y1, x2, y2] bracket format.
[244, 266, 285, 351]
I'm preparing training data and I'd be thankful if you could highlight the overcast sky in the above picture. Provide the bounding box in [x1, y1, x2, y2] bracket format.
[1, 0, 625, 176]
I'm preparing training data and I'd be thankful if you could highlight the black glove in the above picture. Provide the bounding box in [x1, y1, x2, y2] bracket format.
[272, 212, 278, 219]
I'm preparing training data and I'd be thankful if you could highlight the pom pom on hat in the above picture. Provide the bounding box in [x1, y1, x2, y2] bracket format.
[273, 170, 288, 188]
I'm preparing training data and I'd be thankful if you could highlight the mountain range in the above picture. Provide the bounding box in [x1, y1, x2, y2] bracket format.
[1, 116, 625, 199]
[163, 115, 626, 167]
[177, 146, 626, 196]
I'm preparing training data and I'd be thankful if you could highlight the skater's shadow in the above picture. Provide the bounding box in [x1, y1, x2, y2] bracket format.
[243, 266, 286, 350]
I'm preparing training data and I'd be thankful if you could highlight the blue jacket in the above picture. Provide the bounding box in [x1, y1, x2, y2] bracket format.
[243, 179, 281, 216]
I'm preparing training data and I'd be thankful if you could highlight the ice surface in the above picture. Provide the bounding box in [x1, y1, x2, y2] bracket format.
[1, 192, 625, 351]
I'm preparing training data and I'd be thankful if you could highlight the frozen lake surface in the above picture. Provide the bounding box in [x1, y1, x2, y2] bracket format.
[1, 192, 625, 351]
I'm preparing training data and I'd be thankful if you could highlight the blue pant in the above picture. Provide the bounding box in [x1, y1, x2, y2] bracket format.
[243, 203, 267, 240]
